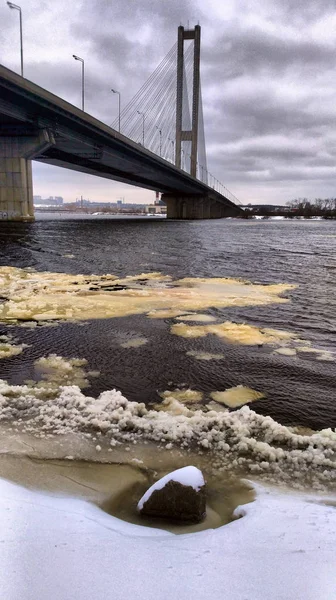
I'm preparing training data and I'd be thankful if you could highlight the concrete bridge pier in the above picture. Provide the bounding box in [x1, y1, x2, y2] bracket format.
[162, 193, 240, 220]
[0, 130, 55, 222]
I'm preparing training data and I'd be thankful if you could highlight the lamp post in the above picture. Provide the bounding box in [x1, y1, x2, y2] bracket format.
[137, 111, 145, 146]
[111, 89, 121, 132]
[187, 153, 192, 174]
[72, 55, 85, 111]
[7, 2, 23, 76]
[156, 126, 162, 157]
[168, 139, 175, 164]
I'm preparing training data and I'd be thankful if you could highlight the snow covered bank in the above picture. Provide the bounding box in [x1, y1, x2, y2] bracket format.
[0, 377, 335, 489]
[0, 477, 334, 600]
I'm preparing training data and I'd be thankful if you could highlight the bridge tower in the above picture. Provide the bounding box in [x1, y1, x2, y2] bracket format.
[175, 25, 201, 178]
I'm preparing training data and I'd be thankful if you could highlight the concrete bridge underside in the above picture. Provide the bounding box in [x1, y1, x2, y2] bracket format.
[0, 64, 242, 222]
[163, 194, 239, 219]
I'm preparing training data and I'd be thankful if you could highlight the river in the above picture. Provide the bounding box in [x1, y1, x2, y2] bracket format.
[0, 214, 335, 490]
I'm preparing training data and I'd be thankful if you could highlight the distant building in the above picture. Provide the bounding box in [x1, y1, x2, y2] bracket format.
[34, 196, 64, 206]
[145, 204, 167, 215]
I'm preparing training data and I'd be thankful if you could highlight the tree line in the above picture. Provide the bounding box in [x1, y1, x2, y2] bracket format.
[285, 198, 336, 218]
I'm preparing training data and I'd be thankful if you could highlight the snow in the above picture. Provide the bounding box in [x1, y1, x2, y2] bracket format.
[0, 477, 335, 600]
[137, 466, 205, 510]
[0, 380, 335, 489]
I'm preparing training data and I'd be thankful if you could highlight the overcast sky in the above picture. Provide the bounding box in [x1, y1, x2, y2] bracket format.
[1, 0, 336, 205]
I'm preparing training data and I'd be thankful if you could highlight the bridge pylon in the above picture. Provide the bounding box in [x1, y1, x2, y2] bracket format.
[175, 25, 201, 178]
[0, 130, 55, 222]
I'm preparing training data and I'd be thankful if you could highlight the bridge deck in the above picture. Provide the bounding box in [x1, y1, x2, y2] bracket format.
[0, 63, 241, 209]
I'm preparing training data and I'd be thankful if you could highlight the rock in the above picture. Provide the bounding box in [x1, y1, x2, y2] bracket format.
[137, 466, 206, 523]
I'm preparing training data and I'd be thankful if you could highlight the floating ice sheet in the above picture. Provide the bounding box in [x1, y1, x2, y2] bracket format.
[210, 386, 265, 408]
[0, 335, 27, 359]
[0, 266, 294, 324]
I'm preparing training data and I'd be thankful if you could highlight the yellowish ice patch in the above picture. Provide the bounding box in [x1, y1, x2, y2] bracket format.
[186, 351, 225, 361]
[155, 398, 193, 416]
[32, 354, 99, 392]
[0, 344, 22, 359]
[0, 339, 26, 359]
[0, 334, 28, 359]
[155, 389, 204, 416]
[160, 388, 203, 404]
[316, 352, 334, 362]
[295, 346, 334, 361]
[210, 386, 265, 408]
[0, 266, 294, 324]
[274, 348, 297, 357]
[171, 321, 296, 345]
[120, 338, 148, 348]
[147, 310, 193, 319]
[171, 321, 333, 361]
[296, 345, 319, 353]
[262, 328, 297, 340]
[175, 314, 217, 323]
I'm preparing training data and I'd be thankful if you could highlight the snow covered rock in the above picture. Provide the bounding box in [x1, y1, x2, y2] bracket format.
[137, 466, 206, 523]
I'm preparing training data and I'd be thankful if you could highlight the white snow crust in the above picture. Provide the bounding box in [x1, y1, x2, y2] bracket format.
[0, 477, 335, 600]
[137, 466, 205, 510]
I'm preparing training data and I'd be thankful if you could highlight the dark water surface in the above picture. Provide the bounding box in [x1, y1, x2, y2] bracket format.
[0, 215, 335, 430]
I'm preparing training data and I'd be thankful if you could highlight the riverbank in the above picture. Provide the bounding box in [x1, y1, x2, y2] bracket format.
[0, 471, 334, 600]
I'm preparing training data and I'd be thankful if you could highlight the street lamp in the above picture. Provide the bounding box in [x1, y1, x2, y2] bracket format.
[7, 2, 23, 77]
[72, 54, 85, 111]
[168, 138, 175, 164]
[111, 89, 121, 133]
[156, 126, 162, 157]
[181, 148, 185, 170]
[186, 153, 191, 174]
[137, 111, 145, 146]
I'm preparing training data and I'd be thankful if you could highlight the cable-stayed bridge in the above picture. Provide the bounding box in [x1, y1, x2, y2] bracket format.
[0, 25, 243, 221]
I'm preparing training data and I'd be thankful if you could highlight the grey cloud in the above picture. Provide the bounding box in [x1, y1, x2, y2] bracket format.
[271, 0, 336, 25]
[3, 0, 336, 203]
[77, 0, 197, 33]
[202, 28, 336, 79]
[25, 61, 114, 122]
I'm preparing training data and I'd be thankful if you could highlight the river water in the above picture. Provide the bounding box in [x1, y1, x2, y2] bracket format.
[0, 214, 335, 490]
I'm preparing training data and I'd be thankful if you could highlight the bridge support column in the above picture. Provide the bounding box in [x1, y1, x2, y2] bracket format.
[163, 193, 240, 220]
[0, 130, 55, 222]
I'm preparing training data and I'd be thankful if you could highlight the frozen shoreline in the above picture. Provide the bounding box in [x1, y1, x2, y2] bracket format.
[0, 377, 335, 490]
[0, 476, 334, 600]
